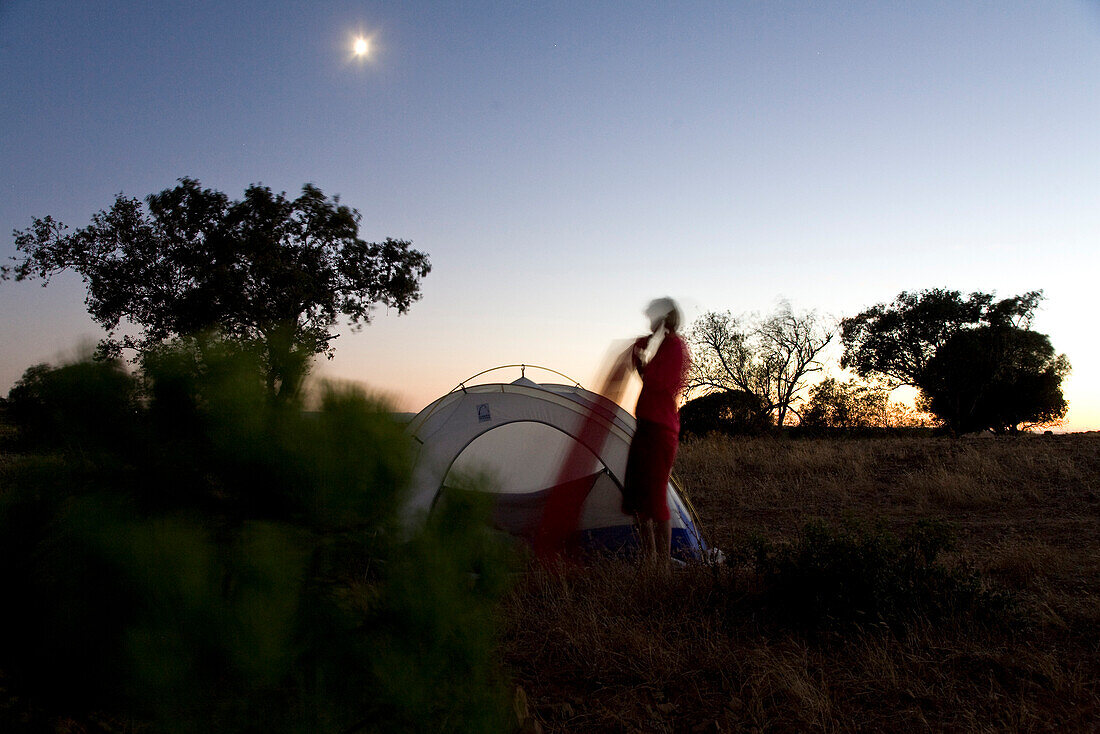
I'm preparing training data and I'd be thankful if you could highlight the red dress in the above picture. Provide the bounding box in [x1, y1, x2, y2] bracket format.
[622, 332, 690, 521]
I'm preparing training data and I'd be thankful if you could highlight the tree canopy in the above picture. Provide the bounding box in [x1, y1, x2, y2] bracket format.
[839, 288, 1042, 388]
[688, 302, 833, 427]
[840, 289, 1068, 433]
[919, 325, 1069, 434]
[800, 378, 887, 430]
[5, 178, 431, 397]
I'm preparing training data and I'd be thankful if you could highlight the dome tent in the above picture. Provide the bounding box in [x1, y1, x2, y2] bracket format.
[405, 366, 708, 561]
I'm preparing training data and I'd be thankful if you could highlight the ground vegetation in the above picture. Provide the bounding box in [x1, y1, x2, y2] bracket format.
[503, 433, 1100, 732]
[0, 350, 512, 733]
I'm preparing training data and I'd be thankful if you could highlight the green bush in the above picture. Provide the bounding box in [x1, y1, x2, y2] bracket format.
[0, 343, 514, 732]
[743, 519, 1013, 630]
[6, 357, 141, 452]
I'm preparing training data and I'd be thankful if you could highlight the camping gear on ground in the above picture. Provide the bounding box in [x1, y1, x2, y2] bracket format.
[405, 366, 709, 561]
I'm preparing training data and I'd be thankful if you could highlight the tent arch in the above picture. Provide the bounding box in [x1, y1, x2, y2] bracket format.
[438, 418, 618, 508]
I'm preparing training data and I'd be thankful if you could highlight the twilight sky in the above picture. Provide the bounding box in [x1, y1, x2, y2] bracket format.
[2, 1, 1099, 429]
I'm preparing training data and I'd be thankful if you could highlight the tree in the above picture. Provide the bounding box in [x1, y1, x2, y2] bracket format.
[688, 302, 833, 427]
[4, 178, 431, 398]
[919, 325, 1069, 434]
[840, 288, 1042, 388]
[841, 289, 1068, 433]
[800, 377, 887, 430]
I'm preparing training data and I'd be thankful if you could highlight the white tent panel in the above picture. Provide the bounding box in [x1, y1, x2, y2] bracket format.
[448, 422, 603, 493]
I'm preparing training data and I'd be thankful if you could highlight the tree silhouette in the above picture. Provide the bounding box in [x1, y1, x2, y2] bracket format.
[919, 325, 1069, 434]
[689, 302, 832, 427]
[841, 289, 1068, 433]
[679, 389, 771, 437]
[5, 178, 431, 398]
[839, 289, 1042, 387]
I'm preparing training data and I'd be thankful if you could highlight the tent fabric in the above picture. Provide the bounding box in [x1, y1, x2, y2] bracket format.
[406, 376, 708, 560]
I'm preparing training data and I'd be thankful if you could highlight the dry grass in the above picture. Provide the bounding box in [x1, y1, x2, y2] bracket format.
[4, 418, 1097, 731]
[502, 433, 1100, 732]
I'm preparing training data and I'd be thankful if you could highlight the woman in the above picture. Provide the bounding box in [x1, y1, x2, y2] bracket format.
[622, 298, 691, 574]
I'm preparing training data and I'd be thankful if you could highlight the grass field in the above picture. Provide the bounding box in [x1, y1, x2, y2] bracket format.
[2, 419, 1097, 732]
[502, 434, 1100, 732]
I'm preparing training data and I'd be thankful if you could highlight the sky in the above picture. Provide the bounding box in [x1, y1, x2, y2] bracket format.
[2, 1, 1099, 430]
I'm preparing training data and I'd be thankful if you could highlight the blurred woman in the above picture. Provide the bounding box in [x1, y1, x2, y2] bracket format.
[622, 298, 691, 575]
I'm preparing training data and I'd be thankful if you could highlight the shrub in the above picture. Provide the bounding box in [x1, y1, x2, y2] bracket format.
[0, 345, 514, 732]
[743, 519, 1013, 630]
[680, 390, 772, 437]
[6, 358, 140, 452]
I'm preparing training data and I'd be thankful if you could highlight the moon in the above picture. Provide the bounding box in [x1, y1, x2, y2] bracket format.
[353, 37, 369, 57]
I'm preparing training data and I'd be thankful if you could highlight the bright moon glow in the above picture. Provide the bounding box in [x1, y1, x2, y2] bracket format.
[353, 37, 369, 56]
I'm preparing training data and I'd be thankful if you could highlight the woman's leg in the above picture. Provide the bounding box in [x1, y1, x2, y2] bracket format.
[637, 517, 655, 565]
[655, 518, 672, 576]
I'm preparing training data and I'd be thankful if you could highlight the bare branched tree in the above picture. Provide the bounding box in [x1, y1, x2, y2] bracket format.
[688, 301, 833, 427]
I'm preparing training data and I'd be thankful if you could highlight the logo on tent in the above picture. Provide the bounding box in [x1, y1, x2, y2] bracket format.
[477, 403, 491, 423]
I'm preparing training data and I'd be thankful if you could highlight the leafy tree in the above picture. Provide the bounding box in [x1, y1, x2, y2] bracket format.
[688, 302, 833, 427]
[840, 288, 1042, 388]
[4, 178, 431, 398]
[919, 326, 1069, 434]
[679, 390, 771, 437]
[841, 289, 1068, 433]
[800, 377, 887, 429]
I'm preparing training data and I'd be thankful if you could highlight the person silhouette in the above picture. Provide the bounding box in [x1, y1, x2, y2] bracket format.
[622, 298, 691, 575]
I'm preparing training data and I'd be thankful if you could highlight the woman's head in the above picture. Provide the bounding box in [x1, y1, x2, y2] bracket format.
[645, 297, 682, 333]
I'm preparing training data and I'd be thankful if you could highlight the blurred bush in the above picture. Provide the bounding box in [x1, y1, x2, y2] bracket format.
[0, 339, 514, 732]
[6, 356, 141, 452]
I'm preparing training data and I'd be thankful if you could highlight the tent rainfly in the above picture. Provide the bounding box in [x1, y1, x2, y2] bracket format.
[405, 367, 709, 561]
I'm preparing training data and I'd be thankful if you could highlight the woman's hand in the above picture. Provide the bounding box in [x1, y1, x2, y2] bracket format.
[632, 337, 649, 373]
